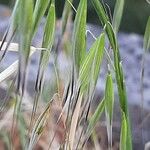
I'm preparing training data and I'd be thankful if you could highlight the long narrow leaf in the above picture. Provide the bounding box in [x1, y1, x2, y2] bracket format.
[105, 73, 114, 124]
[86, 99, 105, 137]
[92, 33, 105, 85]
[78, 34, 105, 133]
[106, 23, 131, 147]
[32, 0, 50, 35]
[18, 0, 33, 94]
[112, 0, 124, 34]
[61, 0, 73, 36]
[28, 102, 51, 150]
[91, 0, 110, 26]
[104, 72, 114, 149]
[36, 1, 56, 92]
[29, 1, 56, 136]
[92, 1, 132, 149]
[144, 16, 150, 51]
[79, 33, 105, 92]
[120, 111, 127, 150]
[72, 0, 87, 72]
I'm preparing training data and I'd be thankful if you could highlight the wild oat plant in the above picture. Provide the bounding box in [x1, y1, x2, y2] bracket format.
[0, 0, 150, 149]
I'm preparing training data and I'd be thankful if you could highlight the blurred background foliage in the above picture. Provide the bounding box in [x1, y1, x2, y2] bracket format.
[0, 0, 150, 34]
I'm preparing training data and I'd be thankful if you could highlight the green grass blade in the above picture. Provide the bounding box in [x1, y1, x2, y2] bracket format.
[92, 1, 132, 148]
[9, 0, 20, 33]
[42, 1, 55, 50]
[105, 22, 118, 52]
[72, 0, 87, 72]
[92, 33, 105, 86]
[120, 111, 127, 150]
[18, 0, 33, 50]
[79, 33, 105, 122]
[38, 0, 56, 78]
[119, 62, 132, 149]
[61, 0, 73, 36]
[104, 72, 114, 149]
[79, 46, 95, 89]
[80, 33, 105, 124]
[79, 33, 105, 92]
[28, 102, 51, 150]
[91, 0, 110, 26]
[112, 0, 124, 34]
[35, 0, 55, 103]
[105, 72, 114, 124]
[16, 0, 34, 105]
[92, 0, 117, 52]
[32, 0, 50, 35]
[144, 16, 150, 51]
[106, 23, 132, 149]
[29, 1, 55, 135]
[86, 99, 105, 137]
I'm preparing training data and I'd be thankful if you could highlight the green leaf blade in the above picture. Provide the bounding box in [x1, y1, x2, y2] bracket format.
[72, 0, 87, 72]
[113, 0, 125, 34]
[42, 2, 56, 50]
[79, 33, 105, 92]
[105, 73, 114, 124]
[61, 0, 73, 36]
[91, 0, 110, 26]
[86, 99, 105, 136]
[144, 16, 150, 51]
[92, 1, 132, 149]
[92, 33, 105, 85]
[120, 111, 127, 150]
[28, 103, 51, 150]
[32, 0, 50, 35]
[18, 0, 34, 94]
[104, 72, 114, 149]
[36, 1, 56, 85]
[18, 0, 33, 57]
